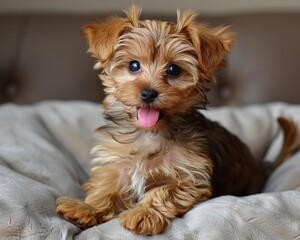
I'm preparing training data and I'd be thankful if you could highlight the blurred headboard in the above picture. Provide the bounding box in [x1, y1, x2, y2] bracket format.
[0, 12, 300, 106]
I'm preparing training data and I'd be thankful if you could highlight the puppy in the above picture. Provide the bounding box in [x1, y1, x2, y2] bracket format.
[56, 5, 299, 234]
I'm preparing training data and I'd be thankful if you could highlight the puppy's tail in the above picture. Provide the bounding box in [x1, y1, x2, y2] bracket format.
[266, 117, 299, 175]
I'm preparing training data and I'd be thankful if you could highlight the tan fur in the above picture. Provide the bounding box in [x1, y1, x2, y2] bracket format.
[56, 5, 299, 235]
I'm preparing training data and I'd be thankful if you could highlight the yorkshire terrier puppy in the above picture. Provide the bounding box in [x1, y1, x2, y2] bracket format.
[56, 6, 299, 234]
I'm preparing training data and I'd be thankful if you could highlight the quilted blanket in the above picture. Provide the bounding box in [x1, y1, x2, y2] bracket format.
[0, 101, 299, 240]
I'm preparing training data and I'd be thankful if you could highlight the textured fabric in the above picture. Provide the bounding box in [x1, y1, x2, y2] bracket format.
[0, 101, 299, 240]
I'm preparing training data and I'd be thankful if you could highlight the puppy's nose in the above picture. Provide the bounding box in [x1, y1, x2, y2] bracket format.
[140, 88, 158, 103]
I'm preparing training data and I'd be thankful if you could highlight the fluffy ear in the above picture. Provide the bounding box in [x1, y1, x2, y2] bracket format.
[176, 10, 234, 80]
[82, 17, 131, 67]
[82, 5, 141, 67]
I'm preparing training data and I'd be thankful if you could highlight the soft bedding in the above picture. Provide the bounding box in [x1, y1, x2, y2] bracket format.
[0, 101, 299, 240]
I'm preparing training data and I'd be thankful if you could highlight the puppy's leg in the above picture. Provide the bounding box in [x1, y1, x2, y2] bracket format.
[56, 197, 100, 228]
[119, 180, 211, 234]
[56, 164, 133, 228]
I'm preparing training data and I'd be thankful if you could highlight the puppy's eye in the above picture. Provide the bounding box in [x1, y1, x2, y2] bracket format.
[166, 64, 181, 76]
[129, 60, 141, 72]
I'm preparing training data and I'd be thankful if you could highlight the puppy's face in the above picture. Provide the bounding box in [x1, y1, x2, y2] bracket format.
[83, 6, 233, 131]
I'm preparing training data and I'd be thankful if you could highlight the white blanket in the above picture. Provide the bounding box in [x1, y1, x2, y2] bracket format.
[0, 101, 299, 240]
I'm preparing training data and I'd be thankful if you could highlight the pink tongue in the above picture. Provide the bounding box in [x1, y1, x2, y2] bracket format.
[137, 107, 160, 127]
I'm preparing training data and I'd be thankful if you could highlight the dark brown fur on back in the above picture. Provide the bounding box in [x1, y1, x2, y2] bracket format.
[168, 108, 267, 197]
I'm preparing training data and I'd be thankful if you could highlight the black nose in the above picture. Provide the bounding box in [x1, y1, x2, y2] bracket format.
[140, 88, 158, 103]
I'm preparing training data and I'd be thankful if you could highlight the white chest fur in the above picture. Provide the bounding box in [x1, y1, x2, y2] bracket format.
[129, 132, 166, 199]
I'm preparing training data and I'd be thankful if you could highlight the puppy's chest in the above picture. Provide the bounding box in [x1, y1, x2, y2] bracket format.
[93, 130, 210, 198]
[127, 133, 208, 198]
[128, 133, 171, 173]
[127, 133, 174, 198]
[132, 133, 164, 157]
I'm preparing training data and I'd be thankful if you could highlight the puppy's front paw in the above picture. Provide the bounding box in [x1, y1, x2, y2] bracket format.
[119, 206, 169, 235]
[56, 197, 98, 229]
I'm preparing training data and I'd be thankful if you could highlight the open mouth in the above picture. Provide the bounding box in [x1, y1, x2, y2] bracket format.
[137, 107, 161, 128]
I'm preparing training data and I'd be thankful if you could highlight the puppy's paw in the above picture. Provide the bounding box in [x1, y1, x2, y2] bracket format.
[119, 206, 169, 235]
[56, 197, 98, 229]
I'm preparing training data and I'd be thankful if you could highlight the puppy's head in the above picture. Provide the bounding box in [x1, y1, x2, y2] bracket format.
[82, 5, 234, 131]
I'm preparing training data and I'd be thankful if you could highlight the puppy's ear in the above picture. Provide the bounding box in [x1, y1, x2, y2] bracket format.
[82, 17, 131, 67]
[82, 5, 141, 67]
[176, 10, 234, 80]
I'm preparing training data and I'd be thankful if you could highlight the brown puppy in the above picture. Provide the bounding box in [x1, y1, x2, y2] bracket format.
[56, 6, 299, 235]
